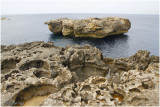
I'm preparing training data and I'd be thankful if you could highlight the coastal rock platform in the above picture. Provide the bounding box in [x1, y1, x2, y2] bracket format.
[1, 41, 159, 106]
[46, 17, 131, 38]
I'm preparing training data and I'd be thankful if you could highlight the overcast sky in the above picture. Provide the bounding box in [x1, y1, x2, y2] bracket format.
[1, 0, 159, 15]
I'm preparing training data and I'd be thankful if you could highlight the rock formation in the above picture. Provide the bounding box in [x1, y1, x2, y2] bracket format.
[46, 17, 131, 38]
[1, 41, 159, 106]
[1, 18, 10, 20]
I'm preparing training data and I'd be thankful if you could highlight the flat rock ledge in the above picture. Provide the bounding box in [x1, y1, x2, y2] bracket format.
[45, 17, 131, 38]
[1, 41, 159, 106]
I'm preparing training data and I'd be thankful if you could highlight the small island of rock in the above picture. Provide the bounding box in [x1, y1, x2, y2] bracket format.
[1, 18, 10, 20]
[45, 17, 131, 38]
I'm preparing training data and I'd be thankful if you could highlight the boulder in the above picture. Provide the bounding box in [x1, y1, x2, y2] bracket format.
[47, 17, 131, 38]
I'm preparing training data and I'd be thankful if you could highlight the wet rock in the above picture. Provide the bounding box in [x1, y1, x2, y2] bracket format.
[46, 17, 131, 38]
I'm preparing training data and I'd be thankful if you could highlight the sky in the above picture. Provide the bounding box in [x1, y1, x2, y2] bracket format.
[1, 0, 159, 15]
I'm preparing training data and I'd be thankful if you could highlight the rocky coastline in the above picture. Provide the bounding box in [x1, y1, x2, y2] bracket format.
[1, 41, 159, 106]
[1, 17, 10, 20]
[45, 17, 131, 38]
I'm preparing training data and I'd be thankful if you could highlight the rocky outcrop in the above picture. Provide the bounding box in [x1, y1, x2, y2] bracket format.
[46, 17, 131, 38]
[1, 41, 159, 106]
[114, 50, 151, 71]
[1, 18, 10, 20]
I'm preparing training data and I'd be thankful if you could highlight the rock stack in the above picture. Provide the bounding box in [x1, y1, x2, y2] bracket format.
[45, 17, 131, 38]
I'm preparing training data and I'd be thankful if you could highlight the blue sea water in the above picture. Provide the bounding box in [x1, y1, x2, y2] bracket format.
[1, 13, 159, 58]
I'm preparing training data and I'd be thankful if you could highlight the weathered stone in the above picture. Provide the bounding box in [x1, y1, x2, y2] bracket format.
[48, 18, 68, 34]
[46, 17, 131, 38]
[1, 41, 159, 106]
[114, 50, 151, 71]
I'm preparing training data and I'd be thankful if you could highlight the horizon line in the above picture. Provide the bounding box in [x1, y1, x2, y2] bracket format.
[1, 13, 159, 16]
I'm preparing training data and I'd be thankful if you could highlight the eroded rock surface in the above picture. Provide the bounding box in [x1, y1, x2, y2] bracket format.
[1, 41, 159, 106]
[46, 17, 131, 38]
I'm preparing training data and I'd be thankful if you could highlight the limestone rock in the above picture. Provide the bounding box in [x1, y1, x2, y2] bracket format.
[114, 50, 151, 71]
[47, 17, 131, 38]
[1, 41, 159, 106]
[40, 77, 116, 106]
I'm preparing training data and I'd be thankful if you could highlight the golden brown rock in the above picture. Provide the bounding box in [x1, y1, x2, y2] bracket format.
[46, 17, 131, 38]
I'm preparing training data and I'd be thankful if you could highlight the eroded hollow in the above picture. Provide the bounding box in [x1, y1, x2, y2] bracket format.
[130, 97, 149, 106]
[13, 84, 56, 106]
[5, 70, 20, 81]
[1, 58, 21, 74]
[111, 91, 124, 101]
[92, 78, 106, 84]
[19, 60, 49, 71]
[33, 70, 51, 78]
[71, 67, 108, 82]
[81, 85, 91, 91]
[129, 88, 141, 93]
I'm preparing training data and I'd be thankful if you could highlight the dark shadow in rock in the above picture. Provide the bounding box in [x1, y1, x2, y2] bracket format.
[1, 58, 21, 74]
[19, 60, 49, 71]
